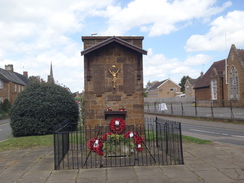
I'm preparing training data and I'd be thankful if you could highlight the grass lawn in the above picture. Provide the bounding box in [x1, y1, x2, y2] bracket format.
[0, 135, 53, 152]
[182, 135, 212, 144]
[0, 133, 211, 152]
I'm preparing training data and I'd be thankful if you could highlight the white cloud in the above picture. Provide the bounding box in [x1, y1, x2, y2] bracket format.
[0, 0, 114, 92]
[94, 0, 231, 36]
[185, 10, 244, 52]
[143, 49, 206, 85]
[184, 54, 211, 65]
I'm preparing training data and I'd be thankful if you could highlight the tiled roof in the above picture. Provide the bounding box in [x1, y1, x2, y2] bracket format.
[237, 49, 244, 60]
[0, 68, 28, 85]
[147, 79, 167, 91]
[194, 59, 225, 89]
[187, 78, 198, 86]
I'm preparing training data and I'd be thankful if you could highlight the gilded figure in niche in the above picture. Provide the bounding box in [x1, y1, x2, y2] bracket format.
[109, 65, 119, 89]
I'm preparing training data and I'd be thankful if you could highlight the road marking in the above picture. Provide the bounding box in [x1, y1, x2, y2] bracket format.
[0, 123, 9, 127]
[232, 135, 244, 138]
[190, 129, 244, 139]
[189, 129, 230, 136]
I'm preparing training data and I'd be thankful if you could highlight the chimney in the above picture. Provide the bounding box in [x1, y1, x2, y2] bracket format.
[200, 72, 204, 78]
[23, 71, 28, 77]
[5, 64, 14, 72]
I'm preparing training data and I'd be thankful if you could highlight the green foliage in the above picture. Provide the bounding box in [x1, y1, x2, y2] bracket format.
[10, 83, 79, 137]
[0, 99, 11, 119]
[182, 135, 212, 144]
[179, 75, 190, 93]
[103, 134, 135, 156]
[28, 76, 45, 84]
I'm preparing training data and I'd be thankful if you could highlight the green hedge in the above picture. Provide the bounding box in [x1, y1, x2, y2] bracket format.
[10, 83, 79, 137]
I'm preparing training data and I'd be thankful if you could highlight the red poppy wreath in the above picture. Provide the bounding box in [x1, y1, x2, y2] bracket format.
[88, 137, 104, 155]
[109, 117, 126, 134]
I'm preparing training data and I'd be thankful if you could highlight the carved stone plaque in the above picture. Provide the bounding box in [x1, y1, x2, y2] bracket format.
[123, 64, 135, 95]
[93, 64, 105, 96]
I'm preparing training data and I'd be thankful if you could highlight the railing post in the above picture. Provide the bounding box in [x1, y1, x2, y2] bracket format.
[155, 117, 159, 147]
[194, 101, 198, 116]
[181, 103, 184, 116]
[230, 101, 234, 119]
[53, 131, 57, 170]
[171, 103, 173, 115]
[165, 122, 168, 155]
[179, 123, 184, 164]
[211, 102, 214, 118]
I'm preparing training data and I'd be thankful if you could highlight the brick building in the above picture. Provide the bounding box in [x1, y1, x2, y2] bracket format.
[185, 74, 203, 98]
[147, 79, 181, 98]
[81, 36, 147, 127]
[194, 44, 244, 106]
[0, 64, 28, 104]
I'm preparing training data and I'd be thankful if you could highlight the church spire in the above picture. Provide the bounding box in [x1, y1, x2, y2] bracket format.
[48, 62, 55, 84]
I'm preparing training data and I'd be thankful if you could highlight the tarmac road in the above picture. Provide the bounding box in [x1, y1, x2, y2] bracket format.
[0, 119, 12, 142]
[145, 114, 244, 146]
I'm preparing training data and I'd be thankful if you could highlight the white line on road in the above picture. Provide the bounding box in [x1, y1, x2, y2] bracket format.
[232, 135, 244, 138]
[189, 129, 230, 136]
[190, 129, 244, 138]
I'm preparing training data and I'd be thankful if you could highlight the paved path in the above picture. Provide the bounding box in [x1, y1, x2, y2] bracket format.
[0, 142, 243, 183]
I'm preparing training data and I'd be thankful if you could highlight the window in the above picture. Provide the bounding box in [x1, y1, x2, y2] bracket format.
[169, 88, 174, 92]
[229, 66, 239, 100]
[211, 79, 217, 100]
[15, 84, 17, 92]
[186, 86, 189, 91]
[0, 80, 2, 89]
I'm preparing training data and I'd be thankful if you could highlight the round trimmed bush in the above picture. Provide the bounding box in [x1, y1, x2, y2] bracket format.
[10, 83, 79, 137]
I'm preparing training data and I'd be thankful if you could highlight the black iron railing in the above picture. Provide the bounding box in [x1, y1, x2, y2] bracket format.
[53, 118, 184, 170]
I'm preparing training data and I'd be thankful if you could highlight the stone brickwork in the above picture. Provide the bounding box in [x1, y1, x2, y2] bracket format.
[0, 81, 25, 104]
[81, 36, 146, 127]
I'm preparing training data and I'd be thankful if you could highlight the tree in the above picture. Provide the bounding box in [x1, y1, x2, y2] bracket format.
[179, 76, 190, 93]
[10, 83, 79, 137]
[28, 76, 45, 84]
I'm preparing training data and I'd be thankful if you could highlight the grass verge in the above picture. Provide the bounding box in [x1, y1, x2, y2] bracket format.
[182, 135, 212, 144]
[0, 134, 211, 152]
[0, 135, 53, 152]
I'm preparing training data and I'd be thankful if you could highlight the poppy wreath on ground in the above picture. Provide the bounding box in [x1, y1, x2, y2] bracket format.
[109, 117, 126, 134]
[88, 137, 104, 155]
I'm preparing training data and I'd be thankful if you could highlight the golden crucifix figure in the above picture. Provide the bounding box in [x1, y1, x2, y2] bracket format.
[109, 66, 119, 89]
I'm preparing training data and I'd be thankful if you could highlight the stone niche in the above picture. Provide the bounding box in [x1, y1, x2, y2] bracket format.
[81, 36, 147, 128]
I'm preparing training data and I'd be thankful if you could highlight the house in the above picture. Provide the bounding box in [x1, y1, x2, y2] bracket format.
[0, 64, 28, 104]
[194, 44, 244, 106]
[184, 73, 203, 98]
[147, 79, 181, 98]
[185, 78, 197, 98]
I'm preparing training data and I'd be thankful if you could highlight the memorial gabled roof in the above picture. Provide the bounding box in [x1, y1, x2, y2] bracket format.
[81, 36, 147, 55]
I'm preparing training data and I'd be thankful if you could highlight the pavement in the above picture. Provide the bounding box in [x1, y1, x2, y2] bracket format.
[0, 142, 244, 183]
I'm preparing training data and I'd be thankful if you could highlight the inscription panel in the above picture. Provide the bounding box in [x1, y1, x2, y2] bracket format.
[107, 95, 121, 101]
[93, 64, 105, 95]
[123, 64, 135, 95]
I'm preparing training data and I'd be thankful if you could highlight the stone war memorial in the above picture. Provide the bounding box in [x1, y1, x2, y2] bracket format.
[81, 36, 147, 128]
[53, 36, 184, 170]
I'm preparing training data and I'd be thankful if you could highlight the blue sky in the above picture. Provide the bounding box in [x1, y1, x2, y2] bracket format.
[0, 0, 244, 92]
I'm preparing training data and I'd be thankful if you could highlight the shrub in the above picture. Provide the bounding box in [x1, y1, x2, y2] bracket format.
[10, 83, 79, 137]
